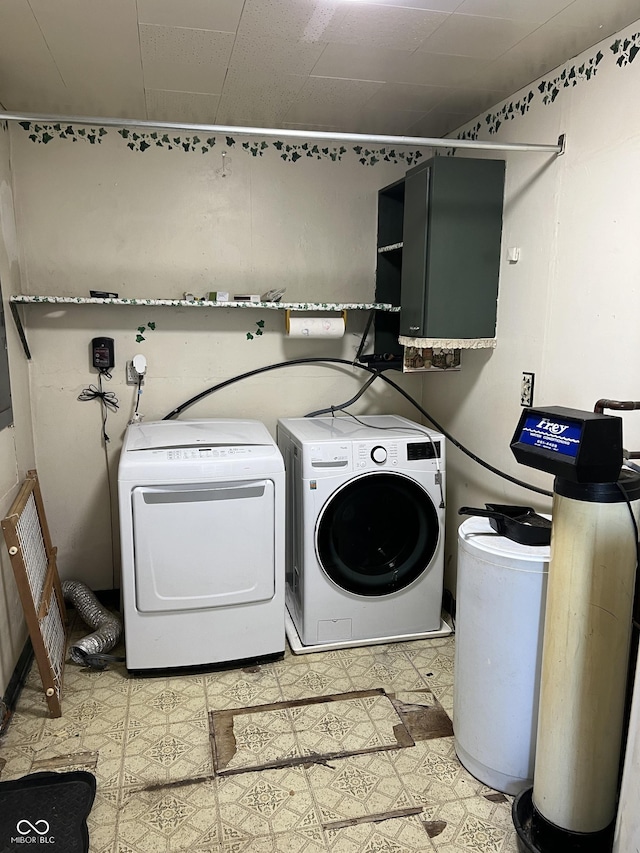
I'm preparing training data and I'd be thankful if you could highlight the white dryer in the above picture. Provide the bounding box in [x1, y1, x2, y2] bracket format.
[277, 415, 450, 651]
[118, 419, 285, 671]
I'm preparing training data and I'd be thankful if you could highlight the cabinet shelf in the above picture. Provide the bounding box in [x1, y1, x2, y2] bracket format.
[9, 295, 399, 359]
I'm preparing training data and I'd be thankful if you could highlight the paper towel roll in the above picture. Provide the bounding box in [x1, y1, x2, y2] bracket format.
[286, 316, 345, 339]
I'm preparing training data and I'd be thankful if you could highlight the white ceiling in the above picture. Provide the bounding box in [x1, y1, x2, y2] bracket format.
[0, 0, 638, 138]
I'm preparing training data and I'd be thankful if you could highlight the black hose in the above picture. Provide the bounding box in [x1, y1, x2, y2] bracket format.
[162, 357, 553, 498]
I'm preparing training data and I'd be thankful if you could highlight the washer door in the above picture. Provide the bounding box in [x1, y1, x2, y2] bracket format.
[316, 472, 439, 596]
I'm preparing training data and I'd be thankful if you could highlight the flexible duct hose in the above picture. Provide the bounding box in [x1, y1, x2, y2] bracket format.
[61, 580, 123, 666]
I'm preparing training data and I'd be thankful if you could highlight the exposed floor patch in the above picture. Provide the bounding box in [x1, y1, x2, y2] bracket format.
[209, 688, 414, 776]
[30, 750, 99, 772]
[324, 811, 433, 851]
[388, 688, 453, 741]
[322, 805, 424, 831]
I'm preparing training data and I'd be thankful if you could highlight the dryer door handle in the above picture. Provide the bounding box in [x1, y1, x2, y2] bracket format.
[140, 482, 267, 504]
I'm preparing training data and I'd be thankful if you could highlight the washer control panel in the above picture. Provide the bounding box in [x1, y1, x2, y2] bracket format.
[355, 441, 399, 468]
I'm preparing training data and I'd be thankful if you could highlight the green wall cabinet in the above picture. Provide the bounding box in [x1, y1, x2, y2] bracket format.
[374, 156, 505, 360]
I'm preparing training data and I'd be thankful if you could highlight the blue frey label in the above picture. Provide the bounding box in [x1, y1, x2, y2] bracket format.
[518, 415, 582, 458]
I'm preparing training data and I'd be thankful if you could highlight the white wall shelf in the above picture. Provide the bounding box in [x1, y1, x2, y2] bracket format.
[9, 294, 399, 359]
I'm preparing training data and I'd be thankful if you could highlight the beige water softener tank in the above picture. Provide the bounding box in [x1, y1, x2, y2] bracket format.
[531, 472, 640, 848]
[454, 517, 549, 794]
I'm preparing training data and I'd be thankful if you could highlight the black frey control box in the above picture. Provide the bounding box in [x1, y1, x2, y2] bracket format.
[91, 337, 115, 372]
[510, 406, 623, 484]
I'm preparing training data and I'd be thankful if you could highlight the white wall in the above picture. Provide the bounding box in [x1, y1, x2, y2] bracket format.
[423, 19, 640, 590]
[425, 21, 640, 845]
[9, 131, 426, 591]
[0, 121, 36, 694]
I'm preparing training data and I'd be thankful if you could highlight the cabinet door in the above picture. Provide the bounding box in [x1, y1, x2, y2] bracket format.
[400, 157, 505, 341]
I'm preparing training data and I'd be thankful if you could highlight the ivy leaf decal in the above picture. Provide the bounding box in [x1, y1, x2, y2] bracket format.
[147, 321, 156, 330]
[138, 326, 146, 334]
[246, 332, 254, 340]
[226, 136, 236, 147]
[256, 320, 265, 328]
[136, 334, 145, 343]
[630, 44, 639, 63]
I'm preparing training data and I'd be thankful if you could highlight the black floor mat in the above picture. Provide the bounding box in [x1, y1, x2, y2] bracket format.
[0, 771, 96, 853]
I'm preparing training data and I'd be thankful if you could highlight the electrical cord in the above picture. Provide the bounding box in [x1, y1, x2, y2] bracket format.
[618, 479, 640, 631]
[78, 371, 119, 443]
[163, 356, 553, 498]
[323, 409, 446, 508]
[305, 374, 378, 417]
[78, 370, 119, 588]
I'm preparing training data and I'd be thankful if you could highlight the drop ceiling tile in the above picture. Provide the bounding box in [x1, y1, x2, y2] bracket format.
[310, 43, 414, 82]
[365, 81, 451, 112]
[397, 50, 491, 85]
[28, 0, 142, 94]
[283, 76, 385, 125]
[0, 0, 66, 109]
[406, 109, 463, 136]
[364, 0, 466, 11]
[436, 86, 510, 114]
[137, 0, 244, 32]
[140, 24, 235, 93]
[550, 0, 640, 34]
[419, 13, 538, 59]
[351, 106, 430, 134]
[281, 121, 345, 132]
[216, 73, 308, 125]
[226, 32, 326, 78]
[467, 21, 595, 93]
[321, 4, 449, 49]
[236, 0, 347, 44]
[455, 0, 574, 24]
[145, 89, 221, 124]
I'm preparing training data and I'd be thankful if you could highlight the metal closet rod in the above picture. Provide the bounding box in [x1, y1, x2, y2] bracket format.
[0, 111, 564, 154]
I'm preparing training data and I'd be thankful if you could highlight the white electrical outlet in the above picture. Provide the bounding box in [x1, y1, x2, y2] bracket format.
[521, 372, 534, 407]
[126, 361, 144, 385]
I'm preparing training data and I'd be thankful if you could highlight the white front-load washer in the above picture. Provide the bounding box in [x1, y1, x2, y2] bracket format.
[276, 415, 450, 651]
[118, 418, 285, 671]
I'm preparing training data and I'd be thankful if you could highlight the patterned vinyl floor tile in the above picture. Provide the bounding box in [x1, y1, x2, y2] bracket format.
[341, 649, 429, 695]
[205, 665, 284, 711]
[408, 641, 456, 692]
[121, 718, 213, 790]
[0, 632, 526, 853]
[127, 676, 209, 727]
[116, 777, 220, 851]
[0, 743, 33, 781]
[218, 828, 327, 852]
[215, 764, 320, 839]
[293, 693, 405, 757]
[86, 788, 120, 853]
[304, 750, 416, 823]
[391, 736, 490, 806]
[423, 793, 518, 852]
[275, 659, 354, 702]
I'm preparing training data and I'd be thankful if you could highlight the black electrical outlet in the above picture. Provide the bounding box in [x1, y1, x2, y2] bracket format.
[91, 337, 115, 371]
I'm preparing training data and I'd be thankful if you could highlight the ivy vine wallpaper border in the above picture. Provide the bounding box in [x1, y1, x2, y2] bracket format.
[17, 120, 424, 167]
[14, 27, 640, 157]
[452, 30, 635, 142]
